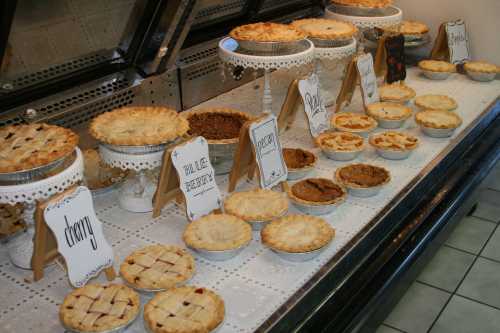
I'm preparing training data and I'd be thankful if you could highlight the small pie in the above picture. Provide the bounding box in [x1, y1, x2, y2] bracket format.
[369, 131, 419, 151]
[283, 148, 317, 170]
[331, 113, 378, 133]
[120, 245, 195, 290]
[382, 21, 429, 36]
[89, 106, 189, 146]
[144, 286, 225, 333]
[366, 102, 412, 121]
[0, 123, 78, 173]
[288, 178, 346, 206]
[418, 60, 456, 73]
[261, 215, 335, 253]
[415, 94, 458, 111]
[224, 189, 288, 222]
[331, 0, 392, 8]
[183, 214, 252, 251]
[464, 61, 499, 73]
[378, 84, 416, 103]
[83, 149, 126, 190]
[184, 108, 253, 144]
[230, 22, 306, 42]
[415, 110, 462, 129]
[336, 163, 391, 188]
[59, 283, 140, 333]
[315, 131, 364, 152]
[0, 204, 25, 238]
[290, 18, 357, 40]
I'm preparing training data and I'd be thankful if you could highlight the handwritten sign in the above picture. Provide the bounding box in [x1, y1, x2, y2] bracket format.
[445, 20, 469, 64]
[298, 73, 330, 137]
[356, 53, 379, 106]
[249, 115, 288, 189]
[171, 137, 222, 221]
[385, 34, 406, 83]
[44, 186, 113, 288]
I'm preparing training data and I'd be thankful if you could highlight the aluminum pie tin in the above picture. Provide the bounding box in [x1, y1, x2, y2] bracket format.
[231, 38, 312, 56]
[246, 211, 287, 231]
[465, 70, 497, 82]
[270, 244, 329, 262]
[329, 3, 399, 17]
[374, 118, 407, 129]
[287, 165, 314, 181]
[190, 240, 250, 261]
[122, 277, 192, 296]
[344, 183, 385, 197]
[419, 125, 457, 138]
[62, 308, 139, 333]
[375, 147, 413, 160]
[309, 36, 353, 48]
[421, 70, 452, 81]
[102, 141, 174, 155]
[0, 150, 75, 184]
[321, 148, 363, 161]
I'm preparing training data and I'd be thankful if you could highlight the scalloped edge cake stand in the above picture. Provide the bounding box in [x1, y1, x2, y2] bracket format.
[218, 37, 315, 114]
[99, 145, 164, 213]
[0, 148, 84, 269]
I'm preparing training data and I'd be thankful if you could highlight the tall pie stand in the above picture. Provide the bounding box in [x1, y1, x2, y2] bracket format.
[218, 37, 315, 114]
[99, 145, 165, 213]
[0, 148, 84, 270]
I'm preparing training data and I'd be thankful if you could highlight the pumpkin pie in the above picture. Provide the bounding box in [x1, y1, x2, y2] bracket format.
[288, 178, 346, 206]
[415, 94, 458, 111]
[331, 113, 378, 134]
[224, 189, 288, 222]
[336, 163, 391, 188]
[291, 18, 357, 40]
[378, 84, 416, 103]
[230, 22, 306, 42]
[415, 110, 462, 129]
[283, 148, 317, 170]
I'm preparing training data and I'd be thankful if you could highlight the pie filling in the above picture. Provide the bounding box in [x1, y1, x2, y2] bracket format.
[187, 113, 247, 140]
[291, 179, 344, 203]
[283, 148, 315, 169]
[339, 164, 389, 187]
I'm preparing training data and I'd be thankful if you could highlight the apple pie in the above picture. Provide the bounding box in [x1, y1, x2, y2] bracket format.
[415, 95, 458, 111]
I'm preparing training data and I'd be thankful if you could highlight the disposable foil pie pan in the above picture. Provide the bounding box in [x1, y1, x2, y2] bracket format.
[270, 244, 329, 262]
[235, 38, 307, 55]
[62, 307, 140, 333]
[421, 70, 452, 81]
[0, 149, 75, 184]
[375, 147, 413, 160]
[247, 211, 287, 231]
[290, 196, 345, 216]
[321, 148, 363, 161]
[102, 141, 176, 155]
[309, 36, 353, 48]
[329, 3, 397, 17]
[465, 70, 497, 82]
[287, 165, 315, 181]
[345, 183, 385, 197]
[122, 277, 191, 296]
[190, 241, 250, 261]
[419, 125, 457, 138]
[375, 117, 407, 129]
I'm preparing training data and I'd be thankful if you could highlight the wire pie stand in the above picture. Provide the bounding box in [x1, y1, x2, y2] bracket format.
[218, 37, 315, 114]
[0, 148, 84, 269]
[99, 144, 165, 213]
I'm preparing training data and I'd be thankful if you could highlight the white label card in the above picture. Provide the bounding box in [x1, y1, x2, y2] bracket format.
[171, 137, 222, 221]
[356, 53, 379, 106]
[249, 115, 288, 189]
[44, 186, 113, 288]
[445, 20, 469, 64]
[298, 73, 331, 137]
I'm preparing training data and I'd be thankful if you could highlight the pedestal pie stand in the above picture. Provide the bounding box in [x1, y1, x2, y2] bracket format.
[218, 37, 315, 114]
[0, 148, 84, 269]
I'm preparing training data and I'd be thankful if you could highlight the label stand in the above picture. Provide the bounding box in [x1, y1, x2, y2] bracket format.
[277, 79, 302, 134]
[431, 20, 469, 66]
[335, 57, 359, 113]
[374, 36, 388, 78]
[430, 23, 450, 61]
[32, 186, 116, 282]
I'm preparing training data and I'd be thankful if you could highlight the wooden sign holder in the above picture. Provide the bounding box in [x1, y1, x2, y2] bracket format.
[430, 23, 450, 61]
[277, 79, 302, 133]
[32, 186, 116, 282]
[228, 117, 289, 193]
[335, 57, 359, 113]
[374, 36, 388, 78]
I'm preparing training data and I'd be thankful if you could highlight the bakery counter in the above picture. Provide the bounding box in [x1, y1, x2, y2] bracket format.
[0, 67, 499, 333]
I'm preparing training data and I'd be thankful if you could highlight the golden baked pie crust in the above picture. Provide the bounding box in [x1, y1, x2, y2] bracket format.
[331, 113, 378, 133]
[464, 61, 499, 73]
[288, 178, 347, 206]
[366, 102, 412, 121]
[378, 84, 416, 103]
[415, 110, 462, 129]
[418, 60, 456, 73]
[261, 215, 335, 253]
[383, 21, 429, 35]
[331, 0, 392, 8]
[335, 163, 391, 189]
[224, 189, 288, 222]
[230, 22, 306, 42]
[369, 131, 419, 151]
[415, 95, 458, 111]
[315, 131, 365, 152]
[291, 18, 357, 40]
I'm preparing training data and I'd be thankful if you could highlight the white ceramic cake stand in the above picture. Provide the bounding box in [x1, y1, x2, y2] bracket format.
[99, 145, 164, 213]
[0, 148, 84, 269]
[218, 37, 315, 114]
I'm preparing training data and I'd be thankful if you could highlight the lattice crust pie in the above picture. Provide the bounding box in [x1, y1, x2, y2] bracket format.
[418, 60, 456, 73]
[415, 110, 463, 129]
[315, 131, 365, 152]
[144, 286, 225, 333]
[331, 0, 392, 8]
[184, 108, 253, 144]
[382, 21, 429, 36]
[183, 214, 252, 251]
[261, 215, 335, 253]
[0, 123, 78, 173]
[230, 22, 306, 42]
[336, 163, 391, 188]
[283, 148, 317, 170]
[378, 84, 416, 103]
[0, 204, 25, 238]
[331, 113, 378, 133]
[290, 18, 357, 40]
[89, 106, 189, 146]
[120, 245, 195, 290]
[366, 102, 412, 121]
[289, 178, 346, 206]
[224, 189, 288, 222]
[369, 131, 419, 151]
[59, 284, 140, 333]
[83, 149, 126, 190]
[414, 94, 458, 111]
[464, 61, 499, 73]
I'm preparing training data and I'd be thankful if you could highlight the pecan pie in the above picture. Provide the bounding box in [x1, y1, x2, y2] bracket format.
[224, 189, 288, 222]
[415, 95, 458, 111]
[315, 132, 365, 152]
[290, 18, 357, 40]
[89, 106, 189, 146]
[120, 245, 195, 291]
[331, 113, 378, 134]
[366, 102, 412, 121]
[183, 214, 252, 251]
[261, 215, 335, 253]
[83, 149, 126, 190]
[144, 286, 225, 333]
[289, 178, 346, 206]
[0, 204, 25, 238]
[331, 0, 392, 8]
[415, 110, 462, 129]
[369, 131, 419, 151]
[59, 284, 140, 333]
[183, 108, 253, 144]
[283, 148, 316, 170]
[0, 123, 78, 173]
[336, 164, 390, 188]
[378, 84, 416, 103]
[230, 22, 306, 42]
[418, 60, 456, 73]
[464, 61, 499, 73]
[382, 21, 429, 36]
